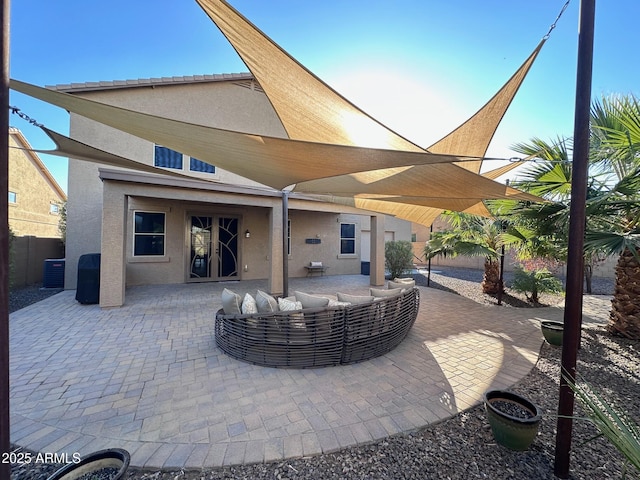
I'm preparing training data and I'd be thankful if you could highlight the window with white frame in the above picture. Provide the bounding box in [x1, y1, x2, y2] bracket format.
[154, 145, 216, 174]
[50, 203, 59, 215]
[133, 211, 166, 256]
[8, 191, 16, 204]
[340, 223, 356, 255]
[154, 145, 183, 169]
[190, 157, 216, 174]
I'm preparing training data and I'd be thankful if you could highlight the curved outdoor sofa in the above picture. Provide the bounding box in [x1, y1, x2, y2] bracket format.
[215, 287, 420, 368]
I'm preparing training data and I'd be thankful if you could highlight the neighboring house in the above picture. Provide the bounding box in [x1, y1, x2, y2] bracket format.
[54, 74, 411, 307]
[8, 127, 66, 238]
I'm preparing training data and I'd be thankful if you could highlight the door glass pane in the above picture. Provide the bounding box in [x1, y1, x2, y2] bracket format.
[190, 216, 212, 279]
[218, 217, 238, 278]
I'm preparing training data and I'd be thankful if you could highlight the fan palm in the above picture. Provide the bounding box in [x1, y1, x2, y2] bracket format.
[506, 136, 609, 293]
[586, 95, 640, 339]
[424, 213, 505, 294]
[508, 95, 640, 338]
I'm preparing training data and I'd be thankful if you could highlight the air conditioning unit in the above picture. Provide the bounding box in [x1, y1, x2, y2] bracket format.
[43, 259, 65, 289]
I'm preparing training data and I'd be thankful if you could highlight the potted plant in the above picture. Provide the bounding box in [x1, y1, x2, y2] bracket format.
[484, 389, 542, 451]
[46, 448, 130, 480]
[540, 320, 564, 346]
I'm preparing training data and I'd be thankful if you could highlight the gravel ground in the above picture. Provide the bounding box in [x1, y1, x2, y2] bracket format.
[8, 285, 64, 314]
[10, 270, 639, 480]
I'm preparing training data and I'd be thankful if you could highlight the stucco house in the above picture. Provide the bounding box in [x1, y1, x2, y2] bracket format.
[8, 127, 66, 238]
[55, 74, 411, 307]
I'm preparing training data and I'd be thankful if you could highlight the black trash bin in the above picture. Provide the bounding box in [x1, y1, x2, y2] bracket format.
[360, 261, 370, 275]
[76, 253, 101, 304]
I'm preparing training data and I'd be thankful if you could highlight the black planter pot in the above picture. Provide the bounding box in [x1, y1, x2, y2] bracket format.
[46, 448, 130, 480]
[484, 390, 542, 451]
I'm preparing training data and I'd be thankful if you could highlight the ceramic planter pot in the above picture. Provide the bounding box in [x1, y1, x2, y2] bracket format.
[541, 320, 564, 346]
[47, 448, 130, 480]
[484, 390, 542, 451]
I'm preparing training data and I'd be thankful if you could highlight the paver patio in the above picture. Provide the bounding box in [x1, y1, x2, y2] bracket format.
[9, 275, 608, 469]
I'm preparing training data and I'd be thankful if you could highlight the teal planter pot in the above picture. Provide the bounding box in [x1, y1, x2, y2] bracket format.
[47, 449, 130, 480]
[541, 320, 564, 346]
[484, 390, 542, 451]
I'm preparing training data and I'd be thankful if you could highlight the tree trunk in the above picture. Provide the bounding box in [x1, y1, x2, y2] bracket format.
[482, 257, 503, 294]
[584, 261, 593, 294]
[608, 248, 640, 339]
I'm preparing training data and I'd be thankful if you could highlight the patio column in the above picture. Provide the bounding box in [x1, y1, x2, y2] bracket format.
[369, 214, 385, 286]
[267, 201, 284, 296]
[100, 184, 128, 307]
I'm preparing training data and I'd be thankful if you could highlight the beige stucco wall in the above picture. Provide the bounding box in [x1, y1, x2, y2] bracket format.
[65, 79, 288, 288]
[8, 132, 66, 238]
[411, 218, 616, 278]
[99, 174, 397, 290]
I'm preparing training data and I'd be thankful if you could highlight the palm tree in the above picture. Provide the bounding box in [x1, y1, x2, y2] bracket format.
[504, 136, 608, 293]
[507, 95, 640, 339]
[424, 213, 505, 294]
[585, 95, 640, 339]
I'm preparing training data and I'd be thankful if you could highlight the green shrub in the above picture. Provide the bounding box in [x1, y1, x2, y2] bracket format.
[511, 266, 563, 304]
[385, 240, 414, 279]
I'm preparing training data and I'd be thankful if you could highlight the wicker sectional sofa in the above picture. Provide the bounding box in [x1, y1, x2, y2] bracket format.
[215, 285, 420, 368]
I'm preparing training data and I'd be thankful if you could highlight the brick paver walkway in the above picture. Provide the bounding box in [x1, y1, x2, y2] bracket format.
[9, 276, 611, 469]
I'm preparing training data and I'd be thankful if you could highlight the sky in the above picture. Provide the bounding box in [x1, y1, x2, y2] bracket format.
[8, 0, 640, 193]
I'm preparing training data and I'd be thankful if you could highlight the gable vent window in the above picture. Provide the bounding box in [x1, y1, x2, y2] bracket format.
[154, 145, 183, 169]
[190, 157, 216, 174]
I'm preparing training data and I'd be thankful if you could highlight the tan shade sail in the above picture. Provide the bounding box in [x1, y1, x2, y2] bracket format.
[428, 42, 545, 171]
[33, 127, 198, 180]
[320, 159, 534, 223]
[327, 196, 490, 226]
[195, 0, 545, 226]
[197, 0, 543, 159]
[11, 80, 483, 191]
[196, 0, 424, 151]
[294, 162, 539, 200]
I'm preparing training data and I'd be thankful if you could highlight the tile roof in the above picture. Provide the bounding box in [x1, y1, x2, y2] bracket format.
[47, 73, 255, 93]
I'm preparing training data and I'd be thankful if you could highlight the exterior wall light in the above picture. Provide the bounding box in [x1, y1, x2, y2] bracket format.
[245, 229, 251, 238]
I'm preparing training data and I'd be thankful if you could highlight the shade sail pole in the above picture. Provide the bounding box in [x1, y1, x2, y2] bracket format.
[554, 0, 595, 477]
[282, 191, 289, 297]
[0, 0, 10, 477]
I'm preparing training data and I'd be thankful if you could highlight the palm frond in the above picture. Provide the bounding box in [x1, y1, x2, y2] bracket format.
[584, 231, 640, 258]
[454, 241, 497, 259]
[563, 371, 640, 474]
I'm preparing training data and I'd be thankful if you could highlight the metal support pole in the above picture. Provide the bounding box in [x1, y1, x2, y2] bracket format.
[427, 225, 432, 287]
[282, 191, 289, 297]
[497, 244, 505, 306]
[0, 0, 11, 477]
[554, 0, 595, 477]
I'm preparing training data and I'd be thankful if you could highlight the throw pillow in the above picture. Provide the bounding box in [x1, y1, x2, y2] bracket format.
[370, 287, 403, 298]
[328, 298, 351, 307]
[337, 292, 374, 305]
[278, 297, 303, 311]
[295, 290, 330, 308]
[221, 288, 242, 315]
[277, 297, 305, 329]
[388, 280, 415, 290]
[241, 293, 258, 314]
[256, 290, 279, 313]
